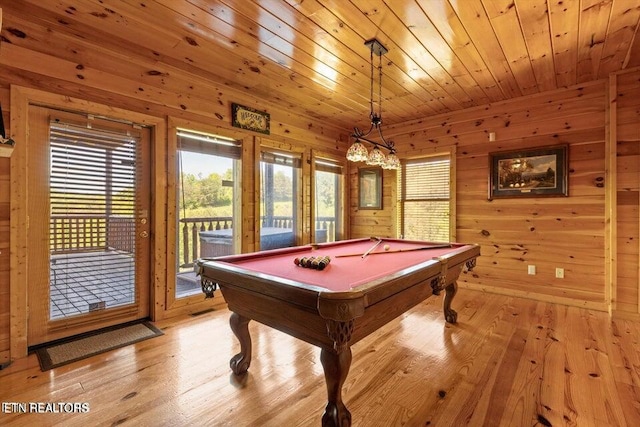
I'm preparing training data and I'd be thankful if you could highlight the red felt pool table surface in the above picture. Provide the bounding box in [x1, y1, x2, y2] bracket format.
[209, 238, 469, 292]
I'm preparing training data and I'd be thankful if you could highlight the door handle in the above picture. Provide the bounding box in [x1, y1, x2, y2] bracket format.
[140, 231, 149, 238]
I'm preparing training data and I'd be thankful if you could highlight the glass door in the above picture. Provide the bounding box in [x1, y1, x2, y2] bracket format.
[259, 150, 301, 250]
[314, 157, 344, 242]
[27, 107, 151, 346]
[175, 129, 241, 298]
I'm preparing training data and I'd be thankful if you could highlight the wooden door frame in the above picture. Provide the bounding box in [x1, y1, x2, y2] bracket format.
[9, 86, 166, 359]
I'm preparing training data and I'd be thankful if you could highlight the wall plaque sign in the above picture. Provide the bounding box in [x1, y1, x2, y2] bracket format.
[231, 103, 270, 135]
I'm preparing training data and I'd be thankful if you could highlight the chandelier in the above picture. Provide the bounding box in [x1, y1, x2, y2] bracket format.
[346, 38, 400, 170]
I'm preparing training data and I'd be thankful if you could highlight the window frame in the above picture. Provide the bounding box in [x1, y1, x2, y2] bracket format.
[398, 148, 456, 242]
[165, 117, 247, 314]
[174, 128, 243, 299]
[311, 149, 347, 243]
[257, 141, 305, 249]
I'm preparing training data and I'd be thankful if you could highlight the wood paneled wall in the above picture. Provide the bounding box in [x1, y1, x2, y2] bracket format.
[454, 97, 607, 310]
[355, 69, 640, 317]
[349, 168, 397, 239]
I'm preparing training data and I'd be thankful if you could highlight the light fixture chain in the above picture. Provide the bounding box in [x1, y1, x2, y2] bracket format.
[378, 50, 383, 122]
[370, 45, 374, 121]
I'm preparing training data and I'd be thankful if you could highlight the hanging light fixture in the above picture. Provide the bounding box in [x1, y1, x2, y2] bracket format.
[346, 38, 400, 170]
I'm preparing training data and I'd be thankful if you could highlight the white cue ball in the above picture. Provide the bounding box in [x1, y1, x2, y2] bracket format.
[383, 244, 390, 251]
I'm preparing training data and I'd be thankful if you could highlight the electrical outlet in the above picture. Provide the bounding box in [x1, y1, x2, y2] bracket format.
[555, 268, 564, 279]
[527, 265, 536, 275]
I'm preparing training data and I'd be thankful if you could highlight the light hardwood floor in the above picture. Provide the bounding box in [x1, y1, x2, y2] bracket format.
[1, 289, 639, 426]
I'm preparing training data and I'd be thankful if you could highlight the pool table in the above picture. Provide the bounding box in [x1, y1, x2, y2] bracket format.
[197, 237, 479, 426]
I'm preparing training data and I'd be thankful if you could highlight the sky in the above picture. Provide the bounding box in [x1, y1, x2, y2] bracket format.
[179, 151, 231, 176]
[179, 151, 293, 178]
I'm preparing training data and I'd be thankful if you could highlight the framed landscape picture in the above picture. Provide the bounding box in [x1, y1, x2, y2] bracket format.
[358, 167, 382, 209]
[488, 145, 568, 200]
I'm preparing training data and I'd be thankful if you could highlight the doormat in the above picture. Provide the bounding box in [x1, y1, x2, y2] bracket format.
[32, 320, 163, 371]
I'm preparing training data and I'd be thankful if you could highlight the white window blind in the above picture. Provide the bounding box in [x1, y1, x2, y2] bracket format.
[261, 150, 302, 168]
[400, 155, 451, 242]
[50, 120, 140, 254]
[315, 158, 343, 174]
[177, 129, 241, 158]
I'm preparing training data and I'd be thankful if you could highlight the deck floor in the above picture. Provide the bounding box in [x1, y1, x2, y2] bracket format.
[50, 251, 201, 319]
[50, 251, 135, 319]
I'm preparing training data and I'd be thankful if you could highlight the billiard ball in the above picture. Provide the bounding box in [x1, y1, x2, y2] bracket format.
[317, 255, 331, 270]
[384, 244, 390, 251]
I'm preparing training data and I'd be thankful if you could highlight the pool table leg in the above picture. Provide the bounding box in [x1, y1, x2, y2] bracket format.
[443, 280, 458, 323]
[320, 347, 352, 427]
[229, 312, 252, 375]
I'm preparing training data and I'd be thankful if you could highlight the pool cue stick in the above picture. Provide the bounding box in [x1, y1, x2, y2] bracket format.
[361, 238, 383, 258]
[336, 244, 453, 258]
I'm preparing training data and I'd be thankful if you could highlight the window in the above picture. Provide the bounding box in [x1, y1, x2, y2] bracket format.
[176, 129, 241, 298]
[399, 155, 451, 241]
[260, 150, 301, 250]
[314, 158, 343, 242]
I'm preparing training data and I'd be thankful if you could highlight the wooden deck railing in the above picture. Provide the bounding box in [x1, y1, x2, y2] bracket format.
[50, 214, 337, 268]
[178, 216, 337, 268]
[50, 215, 135, 254]
[179, 216, 234, 268]
[315, 217, 336, 241]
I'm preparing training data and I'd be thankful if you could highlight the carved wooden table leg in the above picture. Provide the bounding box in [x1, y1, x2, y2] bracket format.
[320, 347, 352, 427]
[229, 312, 252, 375]
[443, 280, 458, 323]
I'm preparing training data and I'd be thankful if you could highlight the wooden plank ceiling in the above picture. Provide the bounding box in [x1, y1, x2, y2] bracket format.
[1, 0, 639, 134]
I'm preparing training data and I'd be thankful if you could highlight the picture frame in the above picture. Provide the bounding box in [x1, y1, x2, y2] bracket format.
[358, 167, 383, 209]
[488, 144, 568, 200]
